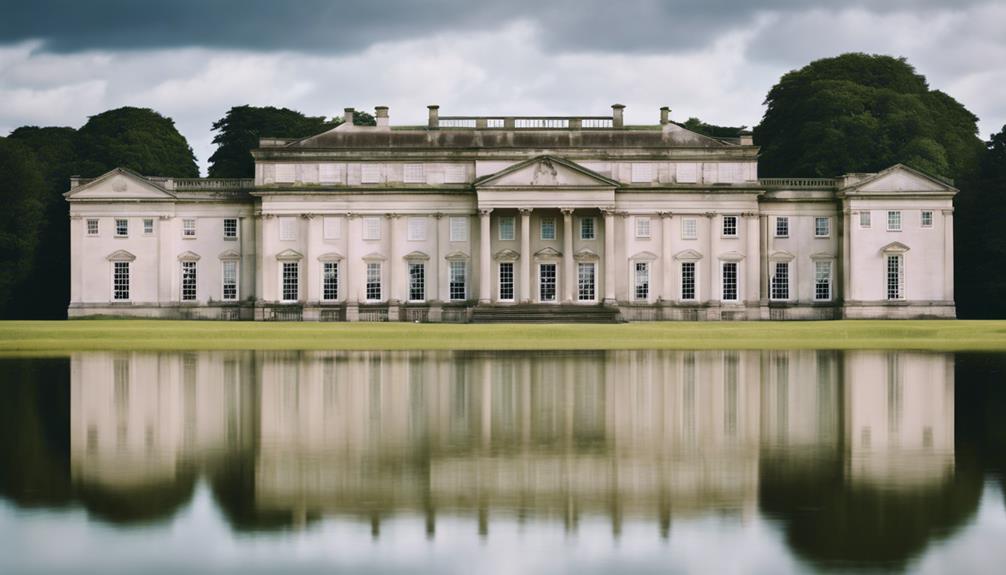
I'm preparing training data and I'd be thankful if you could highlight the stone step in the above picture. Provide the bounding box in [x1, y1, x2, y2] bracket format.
[470, 304, 621, 324]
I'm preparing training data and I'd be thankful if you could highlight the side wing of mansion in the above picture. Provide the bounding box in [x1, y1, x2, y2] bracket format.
[65, 105, 957, 322]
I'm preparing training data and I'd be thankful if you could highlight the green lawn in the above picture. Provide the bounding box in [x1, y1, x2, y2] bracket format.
[1, 320, 1005, 354]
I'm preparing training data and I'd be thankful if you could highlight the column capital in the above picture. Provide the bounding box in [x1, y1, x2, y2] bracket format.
[941, 208, 954, 215]
[601, 207, 618, 217]
[433, 212, 444, 219]
[560, 208, 575, 216]
[159, 215, 172, 221]
[385, 213, 400, 220]
[346, 211, 359, 219]
[518, 208, 533, 216]
[704, 212, 716, 219]
[657, 211, 673, 219]
[741, 211, 759, 219]
[69, 215, 83, 220]
[300, 213, 316, 220]
[478, 208, 494, 216]
[262, 213, 275, 219]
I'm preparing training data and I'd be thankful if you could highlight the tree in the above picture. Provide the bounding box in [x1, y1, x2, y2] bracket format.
[76, 107, 199, 178]
[754, 53, 984, 179]
[0, 138, 46, 314]
[208, 106, 375, 178]
[679, 117, 747, 139]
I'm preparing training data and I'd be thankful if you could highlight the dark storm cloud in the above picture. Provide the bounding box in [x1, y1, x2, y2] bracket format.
[0, 0, 987, 54]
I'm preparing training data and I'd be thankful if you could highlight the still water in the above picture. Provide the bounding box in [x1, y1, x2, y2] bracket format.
[2, 350, 1005, 574]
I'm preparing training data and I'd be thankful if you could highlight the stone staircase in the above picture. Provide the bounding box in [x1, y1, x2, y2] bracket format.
[470, 303, 621, 323]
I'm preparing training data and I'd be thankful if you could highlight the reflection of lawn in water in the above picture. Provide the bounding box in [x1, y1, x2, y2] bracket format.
[1, 319, 1005, 353]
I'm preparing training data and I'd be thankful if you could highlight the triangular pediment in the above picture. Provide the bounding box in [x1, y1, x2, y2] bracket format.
[177, 251, 201, 262]
[444, 250, 470, 261]
[475, 155, 619, 188]
[630, 251, 659, 261]
[106, 249, 136, 262]
[494, 248, 521, 262]
[719, 250, 745, 262]
[673, 249, 703, 261]
[276, 249, 304, 261]
[65, 168, 176, 200]
[534, 246, 562, 260]
[218, 249, 241, 260]
[880, 241, 911, 254]
[403, 250, 430, 261]
[573, 248, 600, 261]
[848, 164, 957, 194]
[317, 251, 344, 262]
[769, 250, 795, 262]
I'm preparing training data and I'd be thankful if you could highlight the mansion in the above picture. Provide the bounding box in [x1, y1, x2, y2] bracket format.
[65, 105, 958, 321]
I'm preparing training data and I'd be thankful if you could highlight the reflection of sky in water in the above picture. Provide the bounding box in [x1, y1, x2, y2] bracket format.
[1, 350, 1005, 574]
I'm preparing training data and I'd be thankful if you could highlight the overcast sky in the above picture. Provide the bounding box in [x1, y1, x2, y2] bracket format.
[2, 0, 1004, 175]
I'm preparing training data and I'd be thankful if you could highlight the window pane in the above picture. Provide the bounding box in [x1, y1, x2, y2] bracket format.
[634, 262, 649, 300]
[499, 216, 515, 241]
[539, 264, 556, 301]
[578, 262, 595, 301]
[183, 219, 196, 237]
[224, 218, 238, 239]
[87, 219, 99, 235]
[681, 262, 696, 300]
[181, 261, 197, 301]
[682, 218, 697, 240]
[323, 262, 339, 300]
[366, 262, 382, 300]
[115, 219, 128, 237]
[279, 217, 297, 241]
[113, 262, 130, 300]
[815, 261, 831, 301]
[540, 217, 556, 240]
[361, 164, 381, 183]
[886, 255, 903, 300]
[722, 262, 738, 301]
[775, 217, 789, 237]
[887, 211, 901, 231]
[143, 219, 154, 235]
[363, 217, 381, 240]
[444, 164, 466, 183]
[323, 216, 341, 240]
[449, 261, 466, 300]
[771, 261, 789, 300]
[722, 216, 737, 236]
[409, 263, 425, 301]
[921, 210, 933, 227]
[635, 217, 651, 238]
[403, 163, 425, 184]
[282, 262, 299, 301]
[580, 217, 595, 240]
[860, 211, 871, 227]
[408, 217, 426, 241]
[631, 163, 653, 183]
[499, 262, 514, 300]
[450, 217, 468, 242]
[222, 261, 238, 300]
[815, 217, 830, 237]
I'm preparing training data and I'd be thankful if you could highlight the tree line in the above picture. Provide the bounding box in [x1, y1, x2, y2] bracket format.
[0, 53, 1002, 318]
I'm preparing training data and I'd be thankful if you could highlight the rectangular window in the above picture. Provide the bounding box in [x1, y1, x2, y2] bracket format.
[444, 164, 467, 183]
[499, 262, 514, 301]
[323, 216, 340, 240]
[635, 217, 651, 238]
[223, 218, 238, 239]
[407, 217, 426, 241]
[181, 261, 197, 301]
[319, 163, 341, 184]
[860, 211, 872, 228]
[449, 261, 466, 301]
[676, 162, 698, 183]
[771, 261, 790, 300]
[274, 164, 295, 183]
[887, 210, 902, 231]
[814, 261, 832, 301]
[115, 218, 128, 237]
[112, 261, 129, 300]
[631, 163, 653, 183]
[921, 210, 933, 227]
[222, 261, 238, 301]
[87, 218, 99, 236]
[363, 216, 381, 240]
[366, 262, 382, 301]
[539, 263, 557, 302]
[279, 216, 297, 241]
[450, 216, 468, 242]
[323, 262, 339, 301]
[775, 216, 789, 238]
[722, 215, 738, 237]
[578, 262, 595, 302]
[183, 218, 196, 238]
[722, 262, 738, 301]
[540, 217, 556, 240]
[634, 262, 650, 301]
[886, 255, 904, 300]
[282, 262, 299, 302]
[403, 163, 425, 184]
[408, 262, 425, 302]
[361, 164, 381, 184]
[499, 216, 515, 241]
[681, 262, 696, 300]
[682, 218, 698, 240]
[580, 217, 595, 240]
[143, 219, 154, 235]
[815, 217, 831, 238]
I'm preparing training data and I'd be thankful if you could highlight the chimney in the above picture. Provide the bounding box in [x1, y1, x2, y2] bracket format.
[375, 106, 389, 128]
[344, 107, 355, 126]
[739, 131, 754, 145]
[427, 105, 440, 129]
[660, 106, 670, 125]
[611, 104, 625, 128]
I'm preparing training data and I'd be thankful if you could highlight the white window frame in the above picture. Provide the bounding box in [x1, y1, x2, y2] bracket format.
[722, 215, 738, 238]
[407, 217, 427, 242]
[281, 261, 299, 303]
[886, 255, 905, 301]
[365, 262, 382, 302]
[182, 218, 196, 238]
[362, 216, 381, 241]
[540, 217, 556, 241]
[323, 216, 341, 240]
[274, 164, 296, 183]
[408, 262, 426, 302]
[222, 260, 239, 301]
[770, 261, 790, 301]
[403, 163, 425, 184]
[860, 211, 872, 228]
[449, 260, 467, 301]
[499, 216, 515, 241]
[449, 216, 468, 242]
[143, 219, 154, 236]
[223, 218, 239, 240]
[322, 261, 339, 301]
[279, 216, 297, 241]
[538, 262, 557, 303]
[635, 217, 651, 239]
[722, 262, 738, 302]
[498, 262, 515, 302]
[631, 163, 653, 183]
[361, 164, 381, 184]
[577, 262, 596, 302]
[580, 217, 596, 240]
[814, 260, 832, 302]
[111, 261, 130, 301]
[814, 217, 831, 238]
[444, 164, 467, 184]
[680, 261, 696, 301]
[87, 218, 100, 236]
[681, 218, 698, 240]
[181, 261, 197, 302]
[115, 218, 128, 238]
[887, 210, 902, 232]
[775, 216, 789, 238]
[633, 261, 650, 301]
[921, 210, 933, 228]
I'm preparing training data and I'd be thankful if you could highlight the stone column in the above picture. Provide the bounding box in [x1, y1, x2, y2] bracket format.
[303, 214, 316, 304]
[704, 213, 715, 303]
[745, 212, 760, 307]
[158, 215, 172, 304]
[943, 208, 954, 301]
[759, 214, 769, 308]
[520, 208, 532, 303]
[562, 208, 574, 303]
[660, 212, 673, 302]
[842, 208, 852, 303]
[241, 216, 256, 303]
[603, 209, 616, 304]
[346, 213, 359, 321]
[386, 213, 400, 321]
[479, 209, 492, 303]
[69, 216, 82, 305]
[430, 213, 444, 322]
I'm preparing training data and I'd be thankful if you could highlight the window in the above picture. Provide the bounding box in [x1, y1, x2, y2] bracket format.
[403, 163, 425, 184]
[682, 218, 698, 240]
[815, 217, 831, 238]
[408, 263, 425, 302]
[722, 215, 738, 237]
[815, 261, 832, 301]
[366, 262, 382, 301]
[319, 163, 341, 184]
[450, 217, 468, 242]
[222, 261, 238, 300]
[361, 164, 381, 184]
[363, 217, 381, 240]
[274, 164, 295, 183]
[540, 217, 556, 240]
[112, 261, 130, 300]
[580, 217, 595, 240]
[181, 261, 197, 301]
[634, 262, 650, 301]
[224, 218, 238, 239]
[444, 164, 466, 183]
[279, 217, 297, 241]
[860, 211, 872, 228]
[282, 262, 299, 302]
[578, 262, 595, 302]
[635, 217, 651, 238]
[183, 218, 196, 238]
[676, 163, 698, 183]
[499, 216, 515, 241]
[681, 262, 696, 300]
[143, 219, 154, 235]
[87, 219, 99, 236]
[921, 210, 933, 228]
[886, 255, 904, 300]
[722, 262, 738, 301]
[539, 263, 557, 302]
[323, 217, 341, 240]
[499, 262, 514, 301]
[323, 262, 339, 301]
[407, 217, 426, 241]
[775, 217, 789, 238]
[631, 163, 653, 183]
[115, 219, 128, 237]
[771, 262, 789, 300]
[449, 261, 466, 301]
[887, 211, 902, 231]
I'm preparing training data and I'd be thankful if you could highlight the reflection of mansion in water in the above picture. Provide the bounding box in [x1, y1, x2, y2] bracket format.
[69, 350, 954, 534]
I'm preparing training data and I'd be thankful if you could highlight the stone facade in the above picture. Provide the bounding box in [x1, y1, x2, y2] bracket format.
[65, 105, 957, 321]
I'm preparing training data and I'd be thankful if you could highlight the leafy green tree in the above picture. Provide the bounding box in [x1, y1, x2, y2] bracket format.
[0, 138, 46, 314]
[76, 107, 199, 178]
[679, 117, 747, 139]
[208, 106, 375, 178]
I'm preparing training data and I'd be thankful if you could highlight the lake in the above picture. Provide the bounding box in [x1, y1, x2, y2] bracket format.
[2, 350, 1005, 574]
